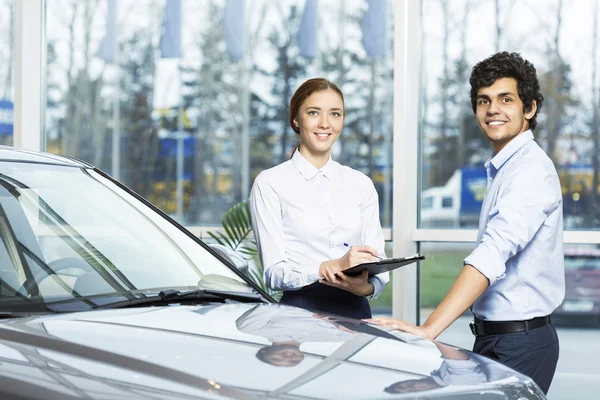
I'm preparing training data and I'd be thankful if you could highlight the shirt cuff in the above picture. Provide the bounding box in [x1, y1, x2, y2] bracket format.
[265, 261, 322, 290]
[443, 358, 479, 369]
[303, 265, 321, 286]
[464, 243, 506, 286]
[367, 275, 386, 300]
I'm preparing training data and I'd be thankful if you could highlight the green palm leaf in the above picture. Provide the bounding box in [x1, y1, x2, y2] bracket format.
[207, 201, 257, 259]
[206, 201, 281, 299]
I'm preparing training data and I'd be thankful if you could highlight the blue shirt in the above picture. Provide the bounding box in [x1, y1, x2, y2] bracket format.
[431, 353, 525, 386]
[464, 130, 565, 321]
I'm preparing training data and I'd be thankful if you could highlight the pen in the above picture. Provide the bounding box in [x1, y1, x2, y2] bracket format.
[343, 243, 382, 260]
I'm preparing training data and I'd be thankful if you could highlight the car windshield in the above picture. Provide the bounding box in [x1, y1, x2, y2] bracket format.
[0, 161, 254, 314]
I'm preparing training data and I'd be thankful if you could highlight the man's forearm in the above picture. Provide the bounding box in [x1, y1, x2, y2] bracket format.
[422, 264, 489, 339]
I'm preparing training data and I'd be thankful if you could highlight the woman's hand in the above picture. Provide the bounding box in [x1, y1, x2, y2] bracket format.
[339, 245, 380, 271]
[318, 245, 380, 277]
[319, 269, 374, 296]
[317, 245, 380, 296]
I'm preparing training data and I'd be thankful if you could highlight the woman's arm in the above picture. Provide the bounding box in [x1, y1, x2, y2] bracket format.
[318, 177, 388, 297]
[249, 174, 321, 290]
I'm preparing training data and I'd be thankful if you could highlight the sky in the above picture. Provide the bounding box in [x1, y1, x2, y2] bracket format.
[3, 0, 598, 126]
[43, 0, 376, 111]
[7, 0, 598, 164]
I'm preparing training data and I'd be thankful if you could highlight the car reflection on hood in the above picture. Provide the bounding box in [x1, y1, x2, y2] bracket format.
[0, 303, 545, 399]
[0, 148, 545, 399]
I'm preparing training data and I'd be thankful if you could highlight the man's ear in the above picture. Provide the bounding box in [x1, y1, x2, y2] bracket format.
[525, 100, 537, 120]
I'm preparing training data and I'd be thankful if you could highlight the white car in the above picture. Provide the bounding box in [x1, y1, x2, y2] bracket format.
[0, 147, 545, 399]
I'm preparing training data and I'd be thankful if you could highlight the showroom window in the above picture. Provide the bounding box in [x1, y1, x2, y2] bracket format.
[417, 0, 600, 330]
[0, 0, 14, 146]
[43, 0, 394, 228]
[441, 196, 452, 208]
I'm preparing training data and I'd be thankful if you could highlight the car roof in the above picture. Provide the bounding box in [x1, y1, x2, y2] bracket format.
[0, 146, 92, 168]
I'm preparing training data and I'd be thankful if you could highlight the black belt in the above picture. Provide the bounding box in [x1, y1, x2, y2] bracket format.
[469, 315, 550, 337]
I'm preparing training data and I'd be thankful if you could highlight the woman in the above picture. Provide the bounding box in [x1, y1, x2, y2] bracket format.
[249, 78, 388, 319]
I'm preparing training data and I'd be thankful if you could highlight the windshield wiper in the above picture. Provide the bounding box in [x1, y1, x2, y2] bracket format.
[93, 288, 265, 310]
[0, 311, 58, 319]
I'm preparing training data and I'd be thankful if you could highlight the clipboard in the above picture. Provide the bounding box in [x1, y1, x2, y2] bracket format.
[342, 254, 425, 276]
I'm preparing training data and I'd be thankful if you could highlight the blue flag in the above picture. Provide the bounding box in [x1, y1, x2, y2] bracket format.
[97, 0, 117, 63]
[297, 0, 318, 59]
[0, 100, 13, 136]
[362, 0, 387, 57]
[224, 0, 244, 61]
[160, 0, 182, 58]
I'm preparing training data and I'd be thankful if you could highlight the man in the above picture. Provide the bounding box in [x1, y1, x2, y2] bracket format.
[370, 51, 565, 395]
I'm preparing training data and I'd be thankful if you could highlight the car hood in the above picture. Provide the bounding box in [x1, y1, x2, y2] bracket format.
[0, 303, 543, 399]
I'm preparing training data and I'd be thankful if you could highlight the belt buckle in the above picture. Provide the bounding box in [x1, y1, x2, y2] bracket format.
[470, 320, 485, 336]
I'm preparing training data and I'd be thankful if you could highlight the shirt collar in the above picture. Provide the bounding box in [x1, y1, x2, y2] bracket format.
[291, 150, 336, 181]
[487, 130, 534, 172]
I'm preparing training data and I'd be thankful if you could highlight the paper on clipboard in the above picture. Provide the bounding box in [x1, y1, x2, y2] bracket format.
[341, 253, 425, 276]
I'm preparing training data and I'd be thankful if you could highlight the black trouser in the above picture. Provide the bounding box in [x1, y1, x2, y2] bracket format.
[280, 282, 371, 319]
[473, 322, 559, 394]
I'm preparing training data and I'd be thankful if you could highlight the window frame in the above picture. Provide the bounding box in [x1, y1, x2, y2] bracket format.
[12, 0, 600, 322]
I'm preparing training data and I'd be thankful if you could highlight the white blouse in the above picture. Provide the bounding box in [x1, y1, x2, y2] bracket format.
[249, 150, 389, 299]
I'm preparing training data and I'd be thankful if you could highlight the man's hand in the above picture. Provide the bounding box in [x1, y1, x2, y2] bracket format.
[365, 317, 433, 339]
[366, 264, 489, 340]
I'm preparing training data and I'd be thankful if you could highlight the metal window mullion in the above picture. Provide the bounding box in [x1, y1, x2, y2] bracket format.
[391, 0, 421, 323]
[413, 228, 600, 245]
[184, 226, 393, 242]
[14, 0, 43, 151]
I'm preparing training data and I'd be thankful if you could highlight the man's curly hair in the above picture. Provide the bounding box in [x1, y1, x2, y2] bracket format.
[469, 52, 544, 131]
